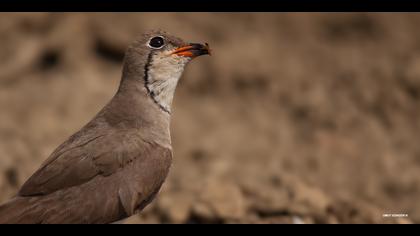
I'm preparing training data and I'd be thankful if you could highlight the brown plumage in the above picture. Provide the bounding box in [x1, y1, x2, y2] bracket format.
[0, 30, 210, 224]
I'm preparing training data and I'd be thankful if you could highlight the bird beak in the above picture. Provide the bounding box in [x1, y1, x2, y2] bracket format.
[171, 43, 211, 58]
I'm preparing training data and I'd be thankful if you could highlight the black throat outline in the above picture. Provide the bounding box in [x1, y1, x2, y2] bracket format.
[143, 51, 171, 114]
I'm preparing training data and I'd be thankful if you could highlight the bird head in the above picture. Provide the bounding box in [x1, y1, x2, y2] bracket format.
[122, 30, 211, 113]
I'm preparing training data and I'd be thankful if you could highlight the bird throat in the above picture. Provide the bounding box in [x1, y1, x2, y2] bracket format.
[143, 52, 188, 114]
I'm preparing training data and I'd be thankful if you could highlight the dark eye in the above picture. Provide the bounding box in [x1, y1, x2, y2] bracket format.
[149, 36, 165, 49]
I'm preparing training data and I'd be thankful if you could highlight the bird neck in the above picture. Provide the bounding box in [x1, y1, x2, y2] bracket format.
[106, 76, 173, 149]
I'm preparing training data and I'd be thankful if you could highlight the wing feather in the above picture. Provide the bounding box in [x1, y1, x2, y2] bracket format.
[19, 128, 145, 196]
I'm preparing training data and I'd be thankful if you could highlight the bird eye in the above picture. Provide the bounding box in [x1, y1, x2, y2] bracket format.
[148, 36, 165, 49]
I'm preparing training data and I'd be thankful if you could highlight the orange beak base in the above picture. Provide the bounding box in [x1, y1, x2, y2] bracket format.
[172, 43, 211, 58]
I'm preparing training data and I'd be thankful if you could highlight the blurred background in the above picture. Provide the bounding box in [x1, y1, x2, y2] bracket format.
[0, 13, 419, 224]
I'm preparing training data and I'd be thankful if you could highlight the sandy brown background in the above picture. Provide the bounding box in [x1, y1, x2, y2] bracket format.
[0, 13, 419, 224]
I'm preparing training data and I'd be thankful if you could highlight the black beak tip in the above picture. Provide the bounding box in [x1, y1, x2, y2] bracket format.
[190, 43, 211, 57]
[205, 43, 212, 56]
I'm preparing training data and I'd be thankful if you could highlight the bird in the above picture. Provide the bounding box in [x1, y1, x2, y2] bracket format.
[0, 29, 211, 224]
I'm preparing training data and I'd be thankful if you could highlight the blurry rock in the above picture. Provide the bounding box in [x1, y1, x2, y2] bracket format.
[289, 178, 330, 215]
[156, 191, 194, 223]
[292, 216, 305, 224]
[0, 37, 44, 84]
[242, 181, 290, 214]
[89, 14, 143, 59]
[327, 199, 395, 224]
[192, 179, 247, 222]
[395, 218, 413, 224]
[4, 168, 18, 187]
[404, 56, 420, 88]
